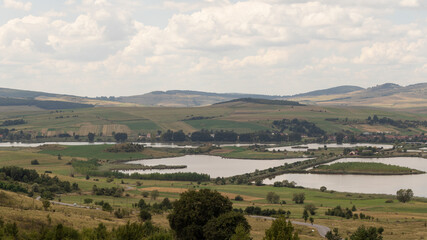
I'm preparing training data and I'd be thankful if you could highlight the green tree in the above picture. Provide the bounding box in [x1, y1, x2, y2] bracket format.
[203, 211, 250, 240]
[168, 189, 232, 240]
[302, 209, 309, 223]
[266, 192, 280, 204]
[151, 190, 160, 200]
[42, 199, 51, 211]
[309, 217, 314, 225]
[320, 186, 327, 192]
[396, 189, 414, 203]
[292, 193, 305, 204]
[114, 132, 128, 142]
[349, 225, 383, 240]
[231, 223, 251, 240]
[88, 132, 95, 142]
[325, 228, 341, 240]
[304, 204, 317, 215]
[263, 217, 299, 240]
[139, 210, 152, 222]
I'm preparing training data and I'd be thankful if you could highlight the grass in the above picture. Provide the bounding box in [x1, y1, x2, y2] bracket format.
[184, 119, 269, 133]
[0, 147, 427, 239]
[1, 102, 425, 139]
[310, 162, 424, 175]
[39, 144, 182, 161]
[210, 146, 306, 159]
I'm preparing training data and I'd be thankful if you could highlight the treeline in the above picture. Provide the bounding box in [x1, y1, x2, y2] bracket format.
[272, 118, 326, 137]
[1, 119, 26, 126]
[88, 170, 211, 182]
[105, 143, 144, 153]
[0, 129, 32, 141]
[367, 115, 427, 128]
[0, 221, 173, 240]
[163, 129, 302, 143]
[92, 185, 124, 197]
[325, 205, 374, 220]
[235, 206, 291, 217]
[0, 97, 93, 110]
[0, 166, 79, 199]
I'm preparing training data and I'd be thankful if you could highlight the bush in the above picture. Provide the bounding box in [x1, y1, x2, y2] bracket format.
[292, 193, 305, 204]
[203, 212, 250, 240]
[234, 195, 244, 201]
[31, 159, 40, 165]
[266, 192, 280, 204]
[139, 209, 152, 222]
[84, 198, 93, 204]
[102, 202, 113, 212]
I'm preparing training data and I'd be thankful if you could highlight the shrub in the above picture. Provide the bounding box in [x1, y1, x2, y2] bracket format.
[234, 195, 244, 201]
[31, 159, 40, 165]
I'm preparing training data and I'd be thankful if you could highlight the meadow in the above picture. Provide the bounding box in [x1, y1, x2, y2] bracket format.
[310, 162, 425, 175]
[0, 147, 427, 239]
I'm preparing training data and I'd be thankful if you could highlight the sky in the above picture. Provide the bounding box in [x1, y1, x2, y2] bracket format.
[0, 0, 426, 97]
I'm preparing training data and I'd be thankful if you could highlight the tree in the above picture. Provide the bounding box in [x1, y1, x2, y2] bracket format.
[266, 192, 280, 204]
[396, 189, 414, 203]
[263, 216, 299, 240]
[309, 217, 314, 225]
[139, 209, 152, 222]
[151, 190, 159, 200]
[203, 211, 250, 240]
[168, 189, 233, 240]
[114, 133, 128, 142]
[42, 199, 51, 210]
[350, 225, 383, 240]
[231, 223, 251, 240]
[320, 186, 327, 192]
[31, 159, 39, 165]
[302, 209, 309, 223]
[292, 193, 305, 204]
[336, 133, 345, 144]
[325, 228, 341, 240]
[88, 132, 95, 142]
[304, 204, 317, 215]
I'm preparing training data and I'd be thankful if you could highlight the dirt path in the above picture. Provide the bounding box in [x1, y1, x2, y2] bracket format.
[250, 215, 331, 238]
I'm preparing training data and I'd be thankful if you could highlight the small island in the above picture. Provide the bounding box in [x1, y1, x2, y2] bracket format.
[310, 162, 425, 175]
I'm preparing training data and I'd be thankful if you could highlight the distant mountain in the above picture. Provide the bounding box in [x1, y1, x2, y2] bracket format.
[292, 85, 364, 97]
[289, 83, 427, 110]
[0, 87, 64, 99]
[215, 98, 304, 106]
[117, 90, 279, 107]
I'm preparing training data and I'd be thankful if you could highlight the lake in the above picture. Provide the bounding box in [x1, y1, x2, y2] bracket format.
[263, 157, 427, 197]
[122, 155, 308, 178]
[268, 143, 393, 152]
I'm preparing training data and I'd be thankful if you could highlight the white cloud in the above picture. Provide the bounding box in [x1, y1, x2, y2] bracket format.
[0, 0, 426, 96]
[3, 0, 32, 11]
[399, 0, 419, 7]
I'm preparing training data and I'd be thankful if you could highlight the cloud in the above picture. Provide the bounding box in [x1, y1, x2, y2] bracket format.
[399, 0, 419, 7]
[0, 0, 426, 96]
[3, 0, 32, 11]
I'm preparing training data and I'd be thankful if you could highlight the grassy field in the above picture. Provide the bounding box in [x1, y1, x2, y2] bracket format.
[0, 101, 426, 140]
[1, 146, 427, 239]
[39, 144, 183, 161]
[310, 162, 425, 175]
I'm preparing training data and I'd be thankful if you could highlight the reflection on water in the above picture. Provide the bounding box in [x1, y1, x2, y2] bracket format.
[264, 157, 427, 197]
[122, 155, 307, 178]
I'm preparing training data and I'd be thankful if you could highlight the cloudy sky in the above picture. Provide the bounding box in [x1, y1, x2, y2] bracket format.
[0, 0, 426, 97]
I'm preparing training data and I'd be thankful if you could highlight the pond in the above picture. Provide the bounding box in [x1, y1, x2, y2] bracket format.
[122, 155, 308, 178]
[263, 157, 427, 197]
[268, 143, 393, 152]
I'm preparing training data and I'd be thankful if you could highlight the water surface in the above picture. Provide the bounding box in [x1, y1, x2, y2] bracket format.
[123, 155, 307, 178]
[264, 157, 427, 197]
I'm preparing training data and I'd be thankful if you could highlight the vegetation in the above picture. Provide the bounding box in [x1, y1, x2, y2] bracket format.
[0, 97, 93, 109]
[167, 189, 249, 240]
[396, 189, 414, 203]
[105, 143, 144, 153]
[1, 119, 26, 126]
[311, 162, 424, 175]
[263, 216, 299, 240]
[217, 98, 303, 106]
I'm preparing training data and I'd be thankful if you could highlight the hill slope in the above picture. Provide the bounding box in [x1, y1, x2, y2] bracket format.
[117, 90, 280, 107]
